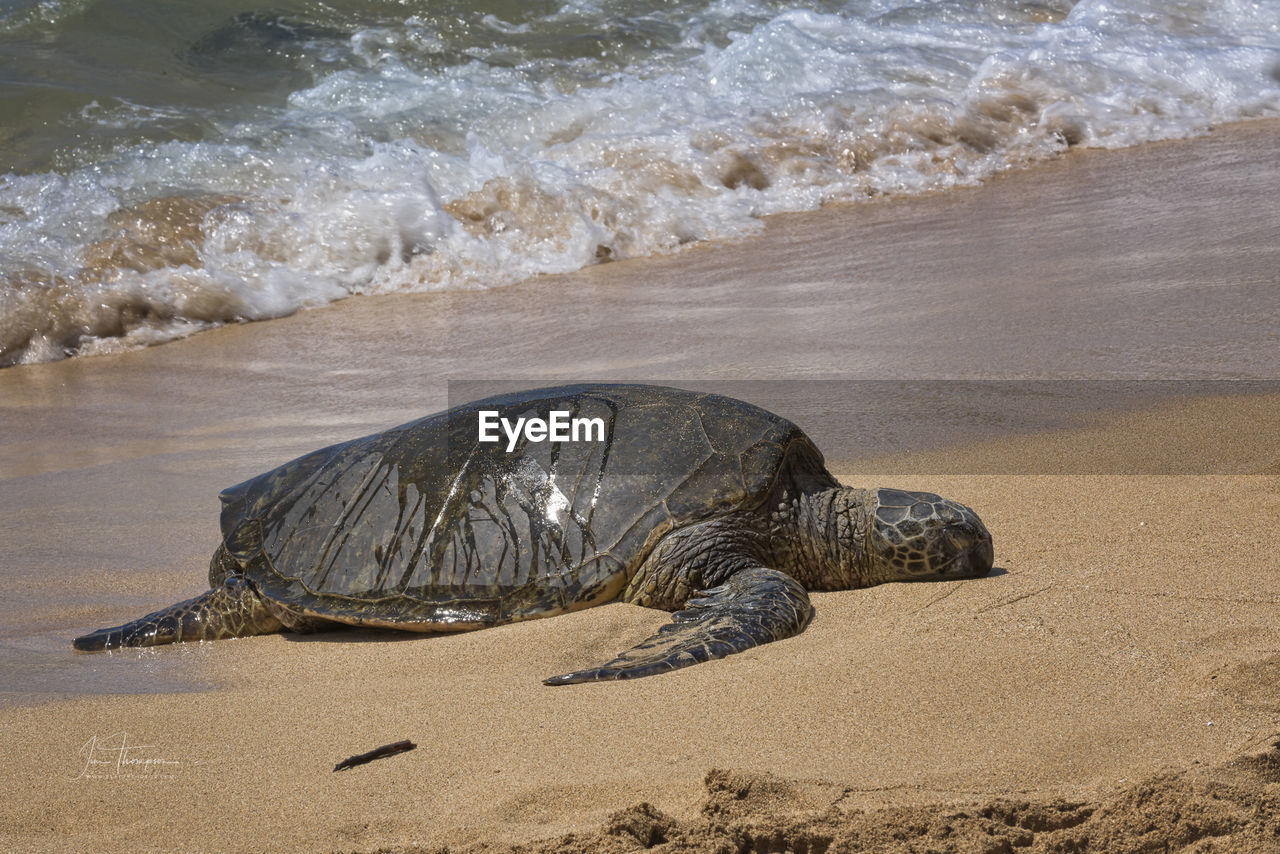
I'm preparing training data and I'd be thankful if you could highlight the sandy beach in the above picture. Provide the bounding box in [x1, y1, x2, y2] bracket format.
[1, 119, 1278, 852]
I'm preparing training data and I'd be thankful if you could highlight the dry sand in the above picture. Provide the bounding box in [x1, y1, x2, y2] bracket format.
[1, 120, 1278, 852]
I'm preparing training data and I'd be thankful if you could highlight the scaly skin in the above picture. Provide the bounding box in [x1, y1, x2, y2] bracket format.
[72, 578, 283, 651]
[544, 566, 812, 684]
[545, 484, 991, 684]
[619, 486, 879, 611]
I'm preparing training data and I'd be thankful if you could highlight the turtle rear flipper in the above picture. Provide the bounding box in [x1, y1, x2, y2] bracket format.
[543, 567, 813, 685]
[73, 578, 285, 651]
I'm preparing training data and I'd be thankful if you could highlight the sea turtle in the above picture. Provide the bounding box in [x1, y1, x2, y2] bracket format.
[73, 384, 993, 684]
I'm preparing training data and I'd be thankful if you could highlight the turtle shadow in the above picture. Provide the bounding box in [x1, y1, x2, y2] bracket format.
[281, 626, 441, 645]
[278, 568, 1010, 647]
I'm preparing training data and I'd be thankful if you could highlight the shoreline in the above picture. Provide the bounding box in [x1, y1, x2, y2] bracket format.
[5, 116, 1280, 387]
[1, 120, 1278, 852]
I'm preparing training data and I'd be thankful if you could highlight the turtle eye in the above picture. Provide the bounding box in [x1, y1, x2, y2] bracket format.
[943, 525, 971, 553]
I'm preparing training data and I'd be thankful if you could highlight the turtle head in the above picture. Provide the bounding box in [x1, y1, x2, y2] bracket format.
[868, 488, 993, 583]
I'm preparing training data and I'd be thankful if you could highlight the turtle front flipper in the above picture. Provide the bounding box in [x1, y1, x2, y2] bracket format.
[543, 567, 813, 685]
[73, 578, 285, 651]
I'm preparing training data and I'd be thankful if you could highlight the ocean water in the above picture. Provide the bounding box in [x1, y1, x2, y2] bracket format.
[1, 0, 1277, 366]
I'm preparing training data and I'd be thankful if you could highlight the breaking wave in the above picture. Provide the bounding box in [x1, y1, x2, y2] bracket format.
[2, 0, 1278, 364]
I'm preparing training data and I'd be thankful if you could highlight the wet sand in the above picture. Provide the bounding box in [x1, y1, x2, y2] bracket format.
[1, 120, 1278, 852]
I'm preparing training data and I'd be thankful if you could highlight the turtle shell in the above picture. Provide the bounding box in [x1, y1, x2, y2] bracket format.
[216, 384, 834, 629]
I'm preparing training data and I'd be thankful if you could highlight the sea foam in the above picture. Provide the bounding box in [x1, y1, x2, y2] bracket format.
[1, 0, 1278, 364]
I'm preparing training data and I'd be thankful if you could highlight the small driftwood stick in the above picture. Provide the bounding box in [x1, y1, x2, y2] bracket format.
[333, 739, 417, 772]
